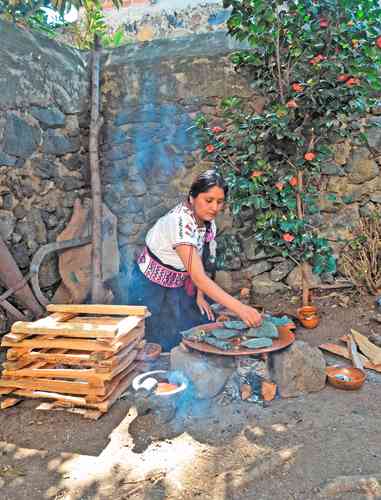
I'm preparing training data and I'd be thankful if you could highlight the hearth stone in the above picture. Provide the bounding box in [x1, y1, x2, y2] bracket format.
[269, 340, 326, 398]
[170, 345, 235, 399]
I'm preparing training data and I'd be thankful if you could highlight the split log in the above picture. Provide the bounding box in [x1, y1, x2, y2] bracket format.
[350, 329, 381, 365]
[319, 343, 381, 373]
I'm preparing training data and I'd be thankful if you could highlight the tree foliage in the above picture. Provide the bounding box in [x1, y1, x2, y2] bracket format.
[197, 0, 381, 275]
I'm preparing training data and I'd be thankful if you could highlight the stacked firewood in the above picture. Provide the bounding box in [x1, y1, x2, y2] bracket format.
[0, 304, 149, 418]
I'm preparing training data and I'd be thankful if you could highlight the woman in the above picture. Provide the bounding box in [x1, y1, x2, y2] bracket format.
[128, 169, 262, 351]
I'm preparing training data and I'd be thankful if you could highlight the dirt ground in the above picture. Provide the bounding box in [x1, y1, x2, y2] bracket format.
[1, 290, 381, 500]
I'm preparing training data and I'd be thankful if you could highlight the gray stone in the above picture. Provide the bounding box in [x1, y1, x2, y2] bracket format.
[11, 243, 30, 269]
[30, 106, 65, 129]
[347, 149, 379, 184]
[333, 204, 361, 230]
[359, 202, 377, 217]
[332, 140, 351, 166]
[2, 193, 12, 210]
[122, 197, 144, 215]
[214, 270, 247, 295]
[103, 143, 129, 161]
[43, 130, 80, 156]
[39, 254, 60, 288]
[32, 158, 57, 179]
[251, 272, 288, 295]
[245, 260, 272, 278]
[14, 206, 27, 219]
[65, 115, 80, 135]
[241, 235, 260, 260]
[170, 345, 235, 399]
[269, 341, 326, 398]
[222, 256, 242, 271]
[3, 113, 41, 158]
[18, 208, 47, 245]
[61, 176, 85, 191]
[0, 209, 16, 240]
[270, 260, 295, 282]
[366, 117, 381, 149]
[62, 153, 84, 171]
[0, 151, 17, 167]
[370, 192, 381, 204]
[321, 163, 345, 176]
[286, 264, 322, 290]
[127, 178, 147, 197]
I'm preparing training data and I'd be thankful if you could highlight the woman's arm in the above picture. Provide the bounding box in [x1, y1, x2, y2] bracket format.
[176, 245, 262, 327]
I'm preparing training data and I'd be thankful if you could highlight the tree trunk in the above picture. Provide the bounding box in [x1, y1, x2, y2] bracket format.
[296, 171, 310, 306]
[89, 35, 106, 303]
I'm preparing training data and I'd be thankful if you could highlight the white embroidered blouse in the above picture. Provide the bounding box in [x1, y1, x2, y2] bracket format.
[139, 202, 217, 272]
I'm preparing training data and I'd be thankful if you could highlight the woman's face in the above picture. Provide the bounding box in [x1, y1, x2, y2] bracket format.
[191, 186, 225, 222]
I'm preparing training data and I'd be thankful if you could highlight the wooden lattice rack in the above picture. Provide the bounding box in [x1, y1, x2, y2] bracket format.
[0, 304, 149, 419]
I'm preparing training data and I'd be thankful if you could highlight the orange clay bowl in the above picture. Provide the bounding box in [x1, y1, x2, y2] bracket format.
[297, 306, 320, 329]
[326, 366, 366, 390]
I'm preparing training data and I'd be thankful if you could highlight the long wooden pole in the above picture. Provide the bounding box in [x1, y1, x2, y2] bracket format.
[89, 34, 106, 303]
[296, 171, 310, 306]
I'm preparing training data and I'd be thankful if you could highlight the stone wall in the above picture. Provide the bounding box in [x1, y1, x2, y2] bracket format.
[100, 31, 256, 299]
[0, 20, 90, 310]
[0, 20, 381, 322]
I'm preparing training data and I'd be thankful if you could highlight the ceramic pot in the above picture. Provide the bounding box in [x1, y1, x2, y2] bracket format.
[297, 305, 320, 329]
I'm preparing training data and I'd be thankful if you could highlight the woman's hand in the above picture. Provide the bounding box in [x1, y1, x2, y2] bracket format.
[235, 304, 262, 327]
[196, 290, 215, 321]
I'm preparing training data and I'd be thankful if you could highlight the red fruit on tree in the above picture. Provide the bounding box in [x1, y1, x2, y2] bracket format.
[205, 144, 215, 153]
[337, 74, 350, 82]
[275, 182, 284, 191]
[319, 18, 329, 28]
[304, 152, 316, 161]
[376, 36, 381, 49]
[345, 77, 360, 87]
[211, 126, 224, 134]
[289, 176, 298, 187]
[251, 170, 263, 178]
[282, 233, 295, 242]
[291, 83, 303, 92]
[286, 99, 298, 109]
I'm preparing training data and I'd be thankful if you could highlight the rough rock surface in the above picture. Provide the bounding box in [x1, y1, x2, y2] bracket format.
[269, 340, 326, 398]
[170, 345, 235, 399]
[251, 272, 289, 295]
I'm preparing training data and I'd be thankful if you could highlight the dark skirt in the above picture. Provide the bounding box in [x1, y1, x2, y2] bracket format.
[127, 263, 212, 352]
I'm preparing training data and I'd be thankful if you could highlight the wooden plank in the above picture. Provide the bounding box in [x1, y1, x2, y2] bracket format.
[1, 337, 116, 352]
[22, 350, 95, 366]
[10, 313, 76, 338]
[96, 350, 138, 380]
[0, 398, 21, 409]
[3, 366, 108, 382]
[319, 343, 381, 373]
[0, 376, 106, 396]
[36, 403, 103, 420]
[47, 304, 148, 316]
[86, 362, 138, 402]
[11, 321, 118, 339]
[69, 316, 121, 325]
[96, 369, 139, 413]
[99, 323, 144, 344]
[97, 338, 142, 368]
[12, 389, 100, 408]
[0, 387, 14, 395]
[6, 348, 30, 360]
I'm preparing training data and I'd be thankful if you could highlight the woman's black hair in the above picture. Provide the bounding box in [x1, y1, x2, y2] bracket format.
[188, 169, 228, 200]
[188, 169, 228, 276]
